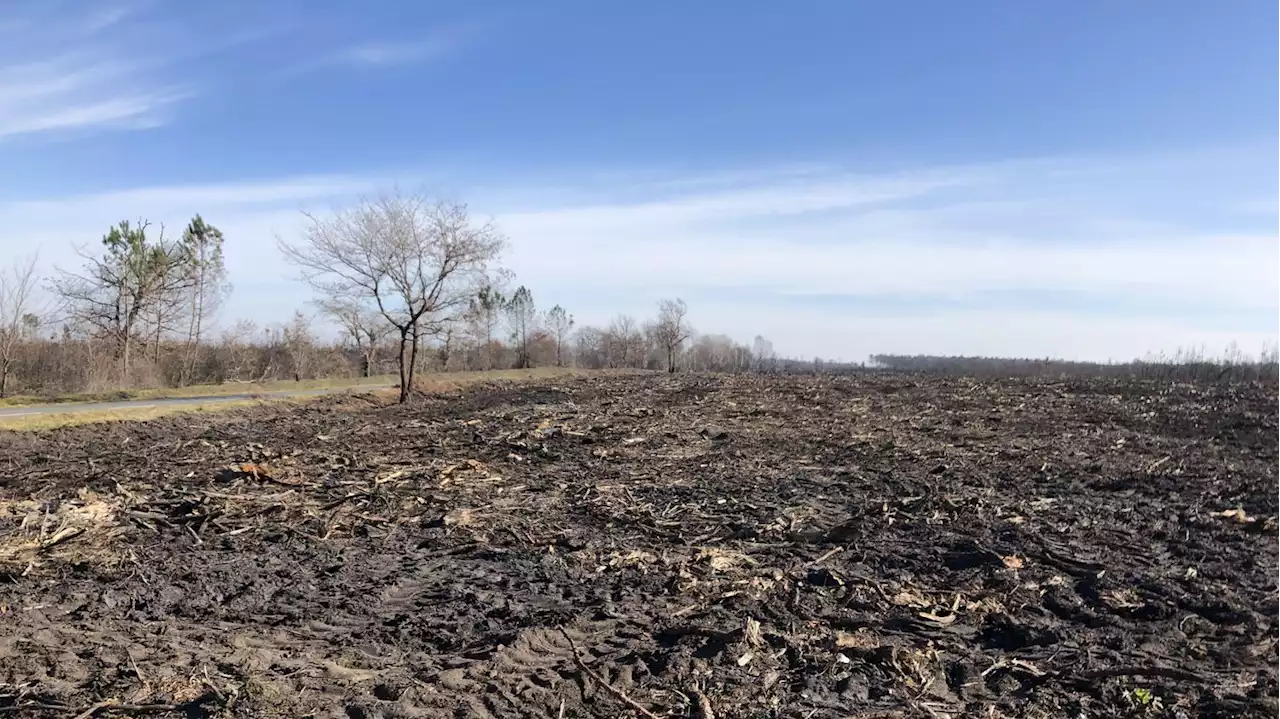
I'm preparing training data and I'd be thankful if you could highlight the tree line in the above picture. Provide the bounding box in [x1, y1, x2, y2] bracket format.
[0, 191, 779, 400]
[4, 188, 1269, 400]
[867, 348, 1280, 383]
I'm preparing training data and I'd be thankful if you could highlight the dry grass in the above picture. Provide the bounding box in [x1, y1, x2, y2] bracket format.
[0, 490, 127, 571]
[409, 366, 606, 393]
[0, 368, 633, 431]
[0, 399, 270, 431]
[0, 367, 608, 409]
[0, 374, 398, 408]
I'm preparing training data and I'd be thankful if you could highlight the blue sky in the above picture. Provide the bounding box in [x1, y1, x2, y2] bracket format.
[1, 0, 1276, 361]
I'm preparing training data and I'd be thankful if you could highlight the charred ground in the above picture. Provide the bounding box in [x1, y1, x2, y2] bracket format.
[0, 372, 1275, 718]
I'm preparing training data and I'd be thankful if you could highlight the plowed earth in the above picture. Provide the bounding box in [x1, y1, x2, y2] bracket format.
[0, 373, 1275, 718]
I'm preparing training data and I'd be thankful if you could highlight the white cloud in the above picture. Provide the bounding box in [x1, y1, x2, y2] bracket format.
[0, 87, 191, 138]
[8, 175, 381, 213]
[486, 155, 1277, 360]
[78, 3, 139, 34]
[690, 303, 1280, 364]
[501, 171, 981, 231]
[0, 175, 384, 329]
[1233, 197, 1280, 216]
[322, 23, 482, 70]
[0, 154, 1274, 361]
[501, 224, 1276, 311]
[338, 42, 441, 67]
[0, 4, 193, 142]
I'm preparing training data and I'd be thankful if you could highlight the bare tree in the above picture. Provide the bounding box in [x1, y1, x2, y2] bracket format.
[280, 192, 505, 402]
[0, 255, 41, 396]
[52, 220, 195, 379]
[316, 297, 388, 377]
[466, 273, 511, 370]
[573, 325, 607, 368]
[653, 298, 692, 372]
[505, 286, 537, 368]
[282, 311, 315, 381]
[218, 319, 261, 381]
[690, 333, 750, 373]
[180, 215, 231, 384]
[752, 335, 776, 372]
[605, 314, 640, 368]
[544, 304, 574, 367]
[434, 322, 459, 370]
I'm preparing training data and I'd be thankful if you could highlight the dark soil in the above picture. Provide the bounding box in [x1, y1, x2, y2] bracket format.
[0, 372, 1275, 718]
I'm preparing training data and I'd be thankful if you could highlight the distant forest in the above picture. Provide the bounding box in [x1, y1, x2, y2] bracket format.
[782, 348, 1279, 383]
[3, 192, 1273, 398]
[0, 199, 775, 399]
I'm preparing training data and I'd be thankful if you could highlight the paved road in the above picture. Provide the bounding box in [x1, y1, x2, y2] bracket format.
[0, 385, 392, 418]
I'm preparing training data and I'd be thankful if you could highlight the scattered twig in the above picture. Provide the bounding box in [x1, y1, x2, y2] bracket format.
[39, 527, 85, 550]
[38, 505, 52, 543]
[71, 700, 115, 719]
[1072, 665, 1208, 683]
[811, 546, 843, 566]
[843, 570, 893, 605]
[321, 492, 364, 511]
[689, 688, 715, 719]
[202, 667, 227, 704]
[560, 628, 661, 719]
[120, 641, 147, 687]
[1034, 547, 1104, 579]
[4, 700, 189, 719]
[0, 703, 68, 713]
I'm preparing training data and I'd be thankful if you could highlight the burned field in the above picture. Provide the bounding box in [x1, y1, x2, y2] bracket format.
[0, 373, 1275, 718]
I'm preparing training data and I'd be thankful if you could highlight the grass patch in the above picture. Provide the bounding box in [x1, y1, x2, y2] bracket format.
[413, 366, 598, 387]
[406, 367, 626, 395]
[0, 368, 600, 408]
[0, 374, 397, 408]
[0, 367, 623, 430]
[0, 399, 273, 431]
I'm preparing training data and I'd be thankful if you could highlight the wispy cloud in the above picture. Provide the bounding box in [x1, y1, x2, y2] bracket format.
[0, 173, 384, 322]
[337, 41, 443, 68]
[77, 3, 139, 34]
[323, 23, 482, 70]
[485, 151, 1278, 360]
[0, 2, 189, 142]
[2, 151, 1274, 361]
[0, 2, 274, 143]
[0, 53, 190, 141]
[6, 175, 380, 213]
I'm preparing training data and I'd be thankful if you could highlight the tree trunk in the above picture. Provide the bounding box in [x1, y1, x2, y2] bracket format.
[406, 327, 421, 398]
[486, 321, 494, 370]
[0, 358, 9, 397]
[396, 330, 410, 403]
[154, 316, 162, 364]
[121, 332, 131, 380]
[183, 272, 200, 386]
[187, 278, 205, 386]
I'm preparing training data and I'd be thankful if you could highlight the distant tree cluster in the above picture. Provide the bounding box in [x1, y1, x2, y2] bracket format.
[273, 191, 768, 401]
[867, 348, 1280, 383]
[3, 187, 1270, 400]
[1, 190, 781, 400]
